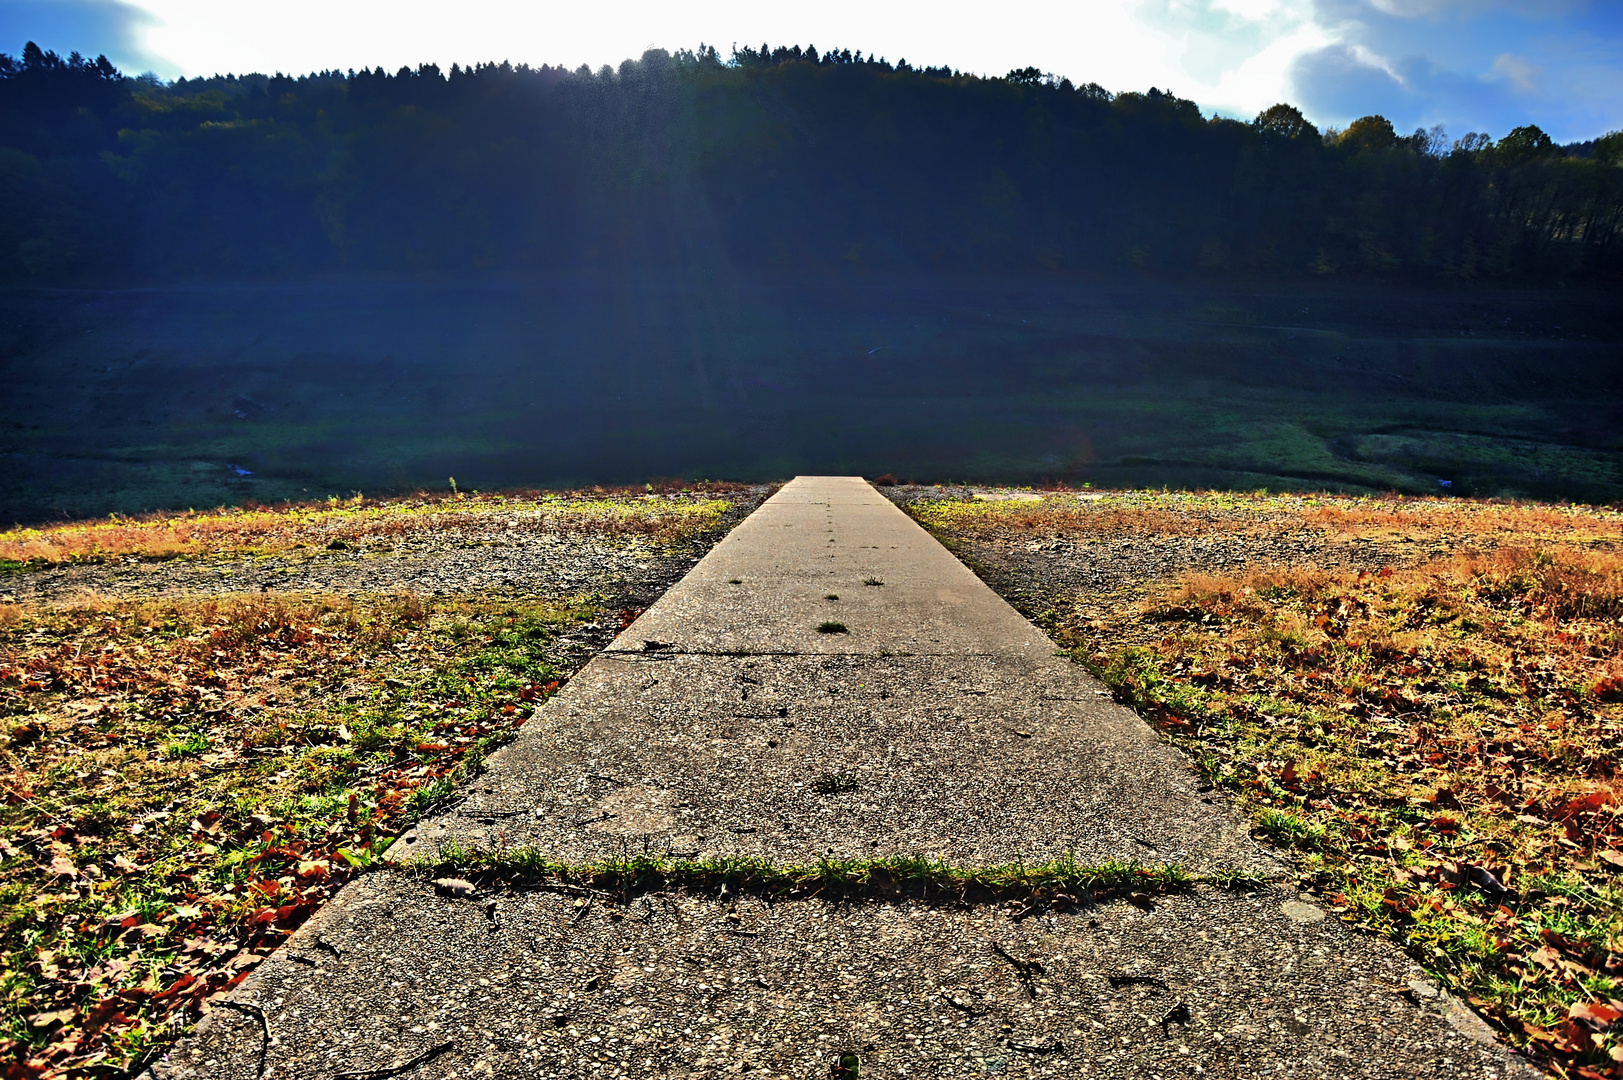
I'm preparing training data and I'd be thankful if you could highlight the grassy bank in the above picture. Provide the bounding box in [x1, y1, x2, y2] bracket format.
[0, 591, 598, 1074]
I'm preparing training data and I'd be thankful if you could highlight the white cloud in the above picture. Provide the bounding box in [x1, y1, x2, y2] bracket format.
[1489, 52, 1542, 95]
[1345, 41, 1406, 83]
[1209, 0, 1290, 19]
[1361, 0, 1583, 17]
[1205, 19, 1334, 106]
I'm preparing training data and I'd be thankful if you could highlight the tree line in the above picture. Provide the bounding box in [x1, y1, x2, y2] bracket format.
[2, 40, 1621, 283]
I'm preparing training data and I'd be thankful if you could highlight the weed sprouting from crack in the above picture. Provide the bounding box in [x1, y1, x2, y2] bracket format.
[813, 771, 859, 795]
[405, 847, 1218, 914]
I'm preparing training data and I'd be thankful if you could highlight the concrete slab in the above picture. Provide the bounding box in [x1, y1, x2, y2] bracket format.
[153, 871, 1536, 1080]
[613, 477, 1052, 657]
[395, 651, 1262, 870]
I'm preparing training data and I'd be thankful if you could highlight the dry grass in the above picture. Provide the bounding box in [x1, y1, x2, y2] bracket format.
[910, 495, 1226, 538]
[1301, 498, 1623, 545]
[0, 485, 747, 567]
[911, 488, 1623, 551]
[1091, 545, 1623, 1077]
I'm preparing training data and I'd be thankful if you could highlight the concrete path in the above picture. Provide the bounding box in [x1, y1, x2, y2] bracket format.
[151, 478, 1537, 1079]
[394, 476, 1260, 870]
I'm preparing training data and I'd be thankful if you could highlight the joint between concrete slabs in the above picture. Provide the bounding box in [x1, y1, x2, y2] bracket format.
[600, 648, 1051, 659]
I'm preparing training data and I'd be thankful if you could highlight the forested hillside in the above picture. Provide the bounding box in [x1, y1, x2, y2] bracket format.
[4, 41, 1622, 284]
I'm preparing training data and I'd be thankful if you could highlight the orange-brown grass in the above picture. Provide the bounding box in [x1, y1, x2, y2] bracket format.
[912, 488, 1623, 553]
[0, 591, 596, 1076]
[1081, 545, 1623, 1076]
[1302, 497, 1623, 547]
[0, 486, 747, 567]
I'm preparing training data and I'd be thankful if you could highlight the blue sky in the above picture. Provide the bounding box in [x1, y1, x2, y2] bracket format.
[2, 0, 1620, 142]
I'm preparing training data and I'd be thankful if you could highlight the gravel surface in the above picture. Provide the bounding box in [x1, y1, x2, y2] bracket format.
[151, 870, 1535, 1080]
[1, 491, 773, 610]
[880, 487, 1422, 621]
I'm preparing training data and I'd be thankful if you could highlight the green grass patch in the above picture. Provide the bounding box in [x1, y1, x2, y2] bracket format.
[813, 771, 859, 795]
[160, 730, 211, 759]
[410, 847, 1216, 911]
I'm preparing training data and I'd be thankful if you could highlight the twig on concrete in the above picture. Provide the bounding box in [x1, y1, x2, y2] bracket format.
[418, 795, 467, 819]
[570, 895, 595, 925]
[991, 941, 1044, 999]
[330, 1040, 454, 1080]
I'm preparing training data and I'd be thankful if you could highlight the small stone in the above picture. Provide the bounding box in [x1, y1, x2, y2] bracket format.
[433, 877, 477, 898]
[1280, 900, 1324, 923]
[1406, 978, 1440, 1001]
